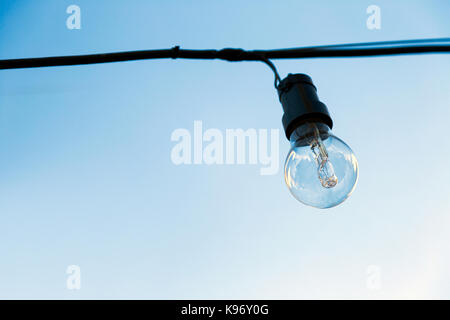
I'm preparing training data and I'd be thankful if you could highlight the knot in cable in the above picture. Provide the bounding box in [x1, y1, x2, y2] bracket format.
[216, 48, 248, 61]
[171, 46, 180, 59]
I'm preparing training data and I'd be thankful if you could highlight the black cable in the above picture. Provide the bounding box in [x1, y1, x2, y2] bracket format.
[259, 57, 282, 88]
[254, 44, 450, 59]
[1, 39, 449, 70]
[1, 45, 447, 67]
[0, 38, 449, 88]
[287, 37, 450, 50]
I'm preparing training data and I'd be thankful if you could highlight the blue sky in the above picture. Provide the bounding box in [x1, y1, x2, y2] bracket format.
[0, 0, 449, 299]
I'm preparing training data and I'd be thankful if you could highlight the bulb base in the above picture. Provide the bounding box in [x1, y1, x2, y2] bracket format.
[277, 73, 333, 140]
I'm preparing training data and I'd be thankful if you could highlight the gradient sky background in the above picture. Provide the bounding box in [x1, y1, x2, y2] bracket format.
[0, 0, 449, 299]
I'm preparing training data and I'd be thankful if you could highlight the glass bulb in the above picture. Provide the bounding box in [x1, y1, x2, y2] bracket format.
[284, 122, 358, 209]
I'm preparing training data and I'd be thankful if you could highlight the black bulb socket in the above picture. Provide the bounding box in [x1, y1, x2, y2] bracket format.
[277, 73, 333, 140]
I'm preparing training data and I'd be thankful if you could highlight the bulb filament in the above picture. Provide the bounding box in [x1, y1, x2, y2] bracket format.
[310, 125, 338, 188]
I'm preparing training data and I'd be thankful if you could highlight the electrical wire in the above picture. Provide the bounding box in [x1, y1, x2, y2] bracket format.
[0, 38, 449, 88]
[285, 37, 450, 50]
[259, 57, 282, 88]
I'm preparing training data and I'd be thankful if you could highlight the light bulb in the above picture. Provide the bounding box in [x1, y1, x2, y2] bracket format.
[276, 73, 358, 209]
[284, 122, 358, 208]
